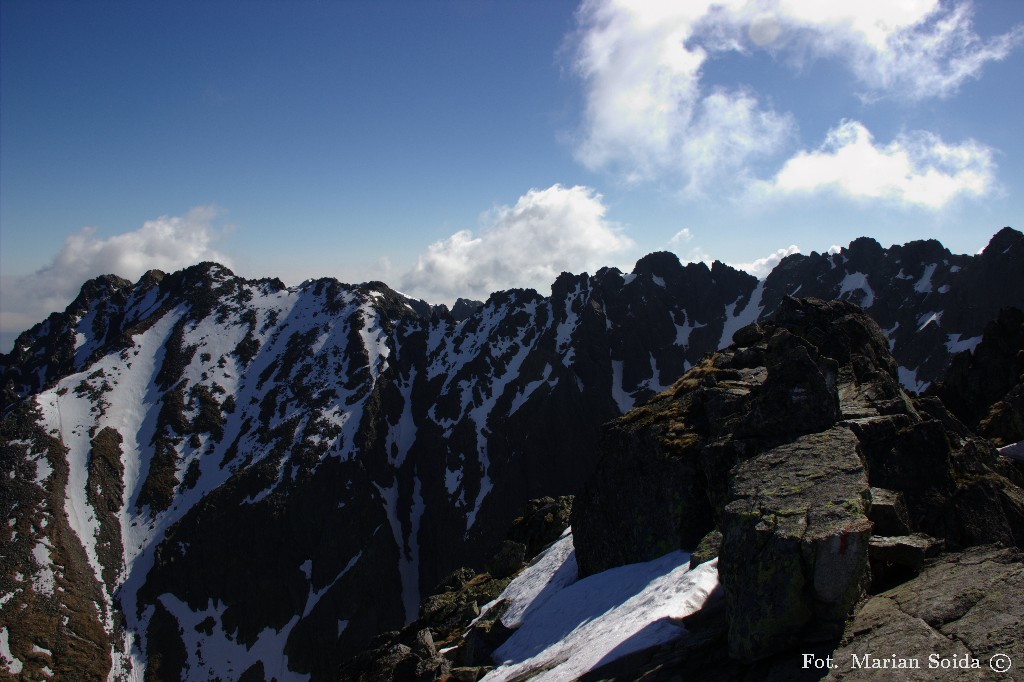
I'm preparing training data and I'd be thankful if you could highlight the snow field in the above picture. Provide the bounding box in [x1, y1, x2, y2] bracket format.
[479, 531, 721, 681]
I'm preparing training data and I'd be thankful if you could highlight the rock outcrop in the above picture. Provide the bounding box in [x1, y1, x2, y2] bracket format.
[828, 545, 1024, 681]
[579, 545, 1024, 682]
[935, 306, 1024, 446]
[572, 296, 1024, 666]
[720, 426, 872, 659]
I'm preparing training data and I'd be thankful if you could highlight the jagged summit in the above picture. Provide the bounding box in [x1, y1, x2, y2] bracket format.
[985, 225, 1024, 253]
[0, 228, 1022, 680]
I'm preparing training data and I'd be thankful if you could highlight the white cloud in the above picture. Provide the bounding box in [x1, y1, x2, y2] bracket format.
[400, 185, 633, 303]
[758, 119, 994, 208]
[666, 228, 713, 265]
[667, 228, 694, 248]
[1, 206, 231, 349]
[729, 244, 801, 278]
[570, 0, 793, 193]
[770, 0, 1024, 99]
[568, 0, 1020, 191]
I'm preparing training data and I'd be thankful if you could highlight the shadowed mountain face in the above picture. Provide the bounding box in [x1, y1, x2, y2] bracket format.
[0, 228, 1021, 680]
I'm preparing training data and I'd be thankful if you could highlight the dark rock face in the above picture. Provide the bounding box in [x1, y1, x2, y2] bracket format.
[867, 487, 911, 536]
[1, 228, 1022, 679]
[572, 295, 1024, 664]
[934, 306, 1024, 446]
[868, 533, 944, 592]
[828, 545, 1024, 681]
[760, 227, 1024, 391]
[720, 427, 872, 660]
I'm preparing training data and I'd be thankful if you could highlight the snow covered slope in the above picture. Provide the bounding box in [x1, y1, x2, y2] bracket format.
[1, 228, 1022, 680]
[478, 531, 720, 682]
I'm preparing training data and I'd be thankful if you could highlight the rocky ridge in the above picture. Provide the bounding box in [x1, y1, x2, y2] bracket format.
[333, 296, 1024, 680]
[567, 296, 1024, 679]
[0, 228, 1022, 680]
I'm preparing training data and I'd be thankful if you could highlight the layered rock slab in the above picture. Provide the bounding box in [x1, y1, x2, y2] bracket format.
[828, 545, 1024, 681]
[720, 426, 871, 661]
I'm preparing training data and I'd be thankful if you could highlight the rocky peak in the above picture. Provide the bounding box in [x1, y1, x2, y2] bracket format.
[67, 274, 133, 314]
[450, 298, 484, 322]
[843, 235, 884, 262]
[572, 295, 1024, 661]
[890, 237, 950, 265]
[984, 225, 1024, 255]
[631, 250, 684, 281]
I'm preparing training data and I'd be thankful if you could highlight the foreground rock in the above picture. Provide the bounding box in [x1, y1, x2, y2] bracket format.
[828, 545, 1024, 680]
[573, 296, 1024, 667]
[580, 545, 1024, 681]
[720, 427, 871, 659]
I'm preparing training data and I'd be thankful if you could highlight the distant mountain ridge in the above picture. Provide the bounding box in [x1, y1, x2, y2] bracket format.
[0, 227, 1021, 680]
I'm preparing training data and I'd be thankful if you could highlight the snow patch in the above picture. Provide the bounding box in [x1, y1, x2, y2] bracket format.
[34, 454, 53, 484]
[609, 359, 633, 413]
[486, 531, 577, 630]
[673, 313, 705, 347]
[31, 541, 55, 596]
[0, 627, 22, 674]
[898, 366, 930, 393]
[508, 365, 552, 416]
[914, 263, 937, 293]
[303, 552, 362, 618]
[159, 596, 308, 681]
[946, 333, 982, 355]
[718, 280, 765, 350]
[882, 322, 900, 351]
[999, 441, 1024, 463]
[445, 468, 461, 496]
[838, 271, 875, 308]
[481, 532, 720, 682]
[375, 480, 421, 624]
[917, 311, 943, 331]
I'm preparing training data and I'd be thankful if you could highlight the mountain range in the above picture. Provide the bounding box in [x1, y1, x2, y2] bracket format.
[1, 227, 1022, 680]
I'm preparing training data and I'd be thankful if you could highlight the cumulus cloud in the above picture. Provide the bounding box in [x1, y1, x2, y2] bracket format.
[400, 184, 633, 303]
[567, 0, 1019, 192]
[1, 206, 231, 349]
[570, 0, 793, 192]
[729, 244, 801, 278]
[757, 120, 994, 208]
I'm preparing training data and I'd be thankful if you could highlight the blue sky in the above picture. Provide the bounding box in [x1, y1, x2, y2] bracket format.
[2, 0, 1023, 351]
